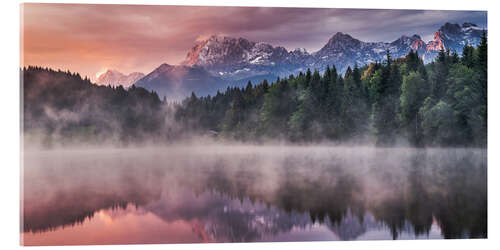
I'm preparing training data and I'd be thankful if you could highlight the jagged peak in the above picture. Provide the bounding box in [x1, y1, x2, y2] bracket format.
[442, 22, 459, 27]
[322, 32, 360, 49]
[197, 34, 252, 45]
[178, 20, 484, 74]
[98, 69, 144, 78]
[202, 34, 230, 42]
[462, 22, 478, 28]
[439, 22, 461, 33]
[156, 63, 176, 71]
[159, 63, 173, 68]
[95, 69, 144, 87]
[96, 69, 123, 81]
[411, 34, 422, 40]
[292, 48, 309, 54]
[392, 34, 423, 44]
[330, 32, 355, 40]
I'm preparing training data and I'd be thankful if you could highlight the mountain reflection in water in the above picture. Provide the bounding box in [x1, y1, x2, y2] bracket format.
[21, 146, 486, 245]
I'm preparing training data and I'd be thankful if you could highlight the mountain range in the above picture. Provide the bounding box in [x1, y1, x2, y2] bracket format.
[133, 64, 226, 101]
[106, 22, 485, 100]
[96, 70, 145, 88]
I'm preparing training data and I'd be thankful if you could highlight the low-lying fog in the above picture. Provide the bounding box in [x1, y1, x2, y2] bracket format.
[21, 144, 487, 244]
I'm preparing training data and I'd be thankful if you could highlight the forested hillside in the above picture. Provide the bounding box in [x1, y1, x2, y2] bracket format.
[175, 33, 487, 147]
[22, 33, 486, 147]
[22, 66, 173, 145]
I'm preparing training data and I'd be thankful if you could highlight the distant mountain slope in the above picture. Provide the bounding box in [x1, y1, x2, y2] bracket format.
[134, 64, 228, 101]
[312, 32, 429, 72]
[137, 22, 486, 100]
[96, 70, 144, 88]
[182, 35, 312, 84]
[184, 22, 485, 75]
[424, 22, 485, 61]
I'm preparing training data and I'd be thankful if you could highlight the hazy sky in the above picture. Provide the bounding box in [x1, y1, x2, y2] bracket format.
[21, 3, 487, 81]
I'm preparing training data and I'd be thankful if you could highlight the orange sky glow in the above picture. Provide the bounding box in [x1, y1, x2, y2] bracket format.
[21, 3, 486, 81]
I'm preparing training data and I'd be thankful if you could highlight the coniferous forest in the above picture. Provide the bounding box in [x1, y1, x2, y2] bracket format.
[175, 33, 487, 147]
[20, 5, 489, 245]
[23, 33, 487, 147]
[22, 67, 167, 144]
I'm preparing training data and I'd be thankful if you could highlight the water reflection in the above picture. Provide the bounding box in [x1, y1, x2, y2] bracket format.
[21, 146, 486, 245]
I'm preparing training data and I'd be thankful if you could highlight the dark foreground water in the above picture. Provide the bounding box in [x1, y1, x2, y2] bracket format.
[21, 146, 487, 245]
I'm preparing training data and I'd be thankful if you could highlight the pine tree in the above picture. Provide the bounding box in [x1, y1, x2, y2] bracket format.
[476, 31, 487, 145]
[224, 88, 245, 132]
[461, 43, 475, 68]
[372, 51, 400, 145]
[432, 48, 449, 100]
[400, 72, 426, 145]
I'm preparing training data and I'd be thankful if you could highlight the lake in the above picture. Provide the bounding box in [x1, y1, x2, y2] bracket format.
[21, 145, 487, 245]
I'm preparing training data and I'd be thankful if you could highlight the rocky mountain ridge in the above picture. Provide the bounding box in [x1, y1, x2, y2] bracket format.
[96, 70, 144, 88]
[123, 22, 487, 100]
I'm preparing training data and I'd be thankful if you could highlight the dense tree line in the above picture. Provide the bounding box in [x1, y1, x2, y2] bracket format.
[175, 33, 487, 147]
[23, 33, 486, 147]
[22, 66, 174, 145]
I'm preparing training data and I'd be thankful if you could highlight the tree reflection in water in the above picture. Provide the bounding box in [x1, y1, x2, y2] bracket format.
[21, 146, 486, 245]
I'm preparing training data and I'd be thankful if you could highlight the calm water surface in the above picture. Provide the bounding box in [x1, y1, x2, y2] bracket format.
[21, 146, 487, 245]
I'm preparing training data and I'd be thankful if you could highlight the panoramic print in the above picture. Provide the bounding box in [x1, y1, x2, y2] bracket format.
[20, 3, 487, 245]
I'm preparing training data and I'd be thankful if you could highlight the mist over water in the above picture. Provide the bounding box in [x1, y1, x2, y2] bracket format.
[19, 7, 488, 246]
[21, 144, 486, 245]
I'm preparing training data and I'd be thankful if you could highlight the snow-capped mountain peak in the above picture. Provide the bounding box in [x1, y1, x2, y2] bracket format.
[96, 69, 144, 88]
[425, 22, 485, 56]
[292, 48, 309, 54]
[181, 34, 307, 81]
[137, 22, 486, 100]
[321, 32, 361, 50]
[182, 35, 257, 67]
[179, 22, 485, 86]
